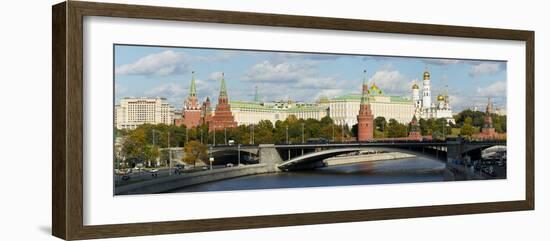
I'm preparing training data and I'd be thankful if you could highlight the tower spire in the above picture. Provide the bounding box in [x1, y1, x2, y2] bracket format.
[180, 71, 201, 128]
[363, 69, 369, 86]
[219, 72, 227, 98]
[357, 69, 374, 141]
[361, 69, 370, 105]
[189, 71, 197, 97]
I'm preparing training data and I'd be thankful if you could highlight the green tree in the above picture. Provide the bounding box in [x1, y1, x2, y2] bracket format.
[320, 116, 333, 126]
[460, 117, 475, 137]
[182, 141, 208, 167]
[121, 127, 147, 160]
[386, 118, 407, 138]
[374, 116, 387, 132]
[142, 145, 160, 167]
[255, 120, 274, 144]
[351, 124, 358, 138]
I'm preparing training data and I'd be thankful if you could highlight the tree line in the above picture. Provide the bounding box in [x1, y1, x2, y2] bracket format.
[115, 110, 506, 166]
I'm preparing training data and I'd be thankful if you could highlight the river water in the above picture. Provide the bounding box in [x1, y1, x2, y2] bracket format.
[169, 157, 446, 193]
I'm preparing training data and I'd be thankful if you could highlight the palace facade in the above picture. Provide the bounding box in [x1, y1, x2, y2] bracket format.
[230, 100, 329, 125]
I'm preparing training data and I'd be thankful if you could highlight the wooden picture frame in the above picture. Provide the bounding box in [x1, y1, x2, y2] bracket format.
[52, 1, 534, 240]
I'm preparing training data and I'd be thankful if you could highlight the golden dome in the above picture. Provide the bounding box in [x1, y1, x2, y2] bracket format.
[412, 83, 419, 89]
[369, 84, 383, 94]
[437, 94, 445, 101]
[423, 71, 430, 80]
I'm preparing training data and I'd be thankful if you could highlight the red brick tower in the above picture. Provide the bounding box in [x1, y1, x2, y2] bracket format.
[209, 73, 237, 132]
[201, 96, 213, 125]
[181, 71, 201, 128]
[408, 115, 422, 141]
[479, 97, 497, 139]
[357, 70, 374, 141]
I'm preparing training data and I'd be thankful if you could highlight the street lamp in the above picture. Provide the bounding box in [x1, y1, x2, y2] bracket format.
[224, 127, 227, 145]
[200, 128, 203, 144]
[185, 127, 188, 144]
[167, 131, 172, 176]
[250, 124, 255, 144]
[301, 123, 305, 155]
[151, 129, 161, 167]
[209, 146, 213, 170]
[341, 124, 344, 142]
[286, 125, 289, 144]
[237, 143, 241, 166]
[332, 124, 335, 142]
[301, 122, 305, 143]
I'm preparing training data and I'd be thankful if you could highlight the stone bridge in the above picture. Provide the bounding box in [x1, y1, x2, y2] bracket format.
[162, 139, 505, 172]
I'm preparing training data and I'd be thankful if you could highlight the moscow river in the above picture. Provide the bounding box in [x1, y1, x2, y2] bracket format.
[169, 157, 446, 193]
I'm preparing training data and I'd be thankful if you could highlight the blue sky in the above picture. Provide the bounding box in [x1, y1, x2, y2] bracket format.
[114, 45, 507, 112]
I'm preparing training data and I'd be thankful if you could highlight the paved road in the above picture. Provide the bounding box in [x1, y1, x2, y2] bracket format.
[114, 165, 233, 186]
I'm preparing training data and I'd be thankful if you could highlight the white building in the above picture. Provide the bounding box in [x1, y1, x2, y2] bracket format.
[412, 71, 455, 124]
[318, 70, 455, 127]
[229, 100, 329, 125]
[115, 97, 174, 129]
[319, 83, 415, 126]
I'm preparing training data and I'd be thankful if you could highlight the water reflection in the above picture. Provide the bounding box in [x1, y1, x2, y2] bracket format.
[169, 157, 445, 193]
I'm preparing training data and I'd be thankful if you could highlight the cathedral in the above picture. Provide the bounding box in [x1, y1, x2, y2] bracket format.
[412, 70, 455, 124]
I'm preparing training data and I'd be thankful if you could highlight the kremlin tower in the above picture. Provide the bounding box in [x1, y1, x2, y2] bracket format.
[209, 73, 237, 132]
[181, 71, 201, 128]
[407, 115, 422, 141]
[357, 70, 374, 141]
[201, 96, 213, 124]
[478, 97, 497, 139]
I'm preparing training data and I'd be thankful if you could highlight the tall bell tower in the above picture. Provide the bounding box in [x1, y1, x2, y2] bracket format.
[422, 69, 432, 109]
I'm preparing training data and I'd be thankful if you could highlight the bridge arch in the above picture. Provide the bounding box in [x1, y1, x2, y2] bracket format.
[277, 146, 445, 171]
[208, 148, 259, 165]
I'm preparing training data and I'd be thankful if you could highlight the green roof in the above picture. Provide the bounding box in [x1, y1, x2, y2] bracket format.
[330, 93, 412, 103]
[228, 101, 328, 112]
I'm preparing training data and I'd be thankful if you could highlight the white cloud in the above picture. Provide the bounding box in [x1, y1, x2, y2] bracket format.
[314, 89, 345, 100]
[477, 81, 506, 97]
[114, 83, 127, 94]
[145, 83, 188, 98]
[469, 63, 503, 77]
[244, 60, 316, 83]
[447, 94, 470, 110]
[208, 71, 224, 81]
[195, 78, 219, 100]
[243, 60, 351, 102]
[294, 77, 339, 89]
[422, 59, 462, 65]
[115, 50, 189, 76]
[368, 69, 412, 95]
[115, 50, 234, 77]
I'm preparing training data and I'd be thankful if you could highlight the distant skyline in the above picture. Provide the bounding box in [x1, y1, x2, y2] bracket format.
[114, 45, 507, 112]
